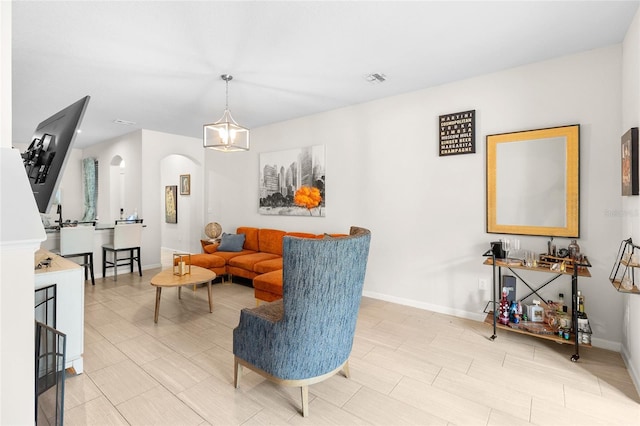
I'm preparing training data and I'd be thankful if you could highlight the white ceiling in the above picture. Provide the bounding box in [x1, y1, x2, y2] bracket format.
[11, 1, 639, 148]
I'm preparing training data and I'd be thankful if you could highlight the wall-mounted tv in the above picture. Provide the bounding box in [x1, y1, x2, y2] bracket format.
[21, 96, 90, 214]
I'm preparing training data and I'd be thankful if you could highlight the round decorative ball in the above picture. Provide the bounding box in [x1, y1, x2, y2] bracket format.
[204, 222, 222, 239]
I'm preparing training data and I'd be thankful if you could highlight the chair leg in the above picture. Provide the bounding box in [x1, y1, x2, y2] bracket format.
[343, 360, 350, 378]
[301, 386, 309, 417]
[88, 253, 95, 286]
[83, 254, 89, 281]
[233, 357, 241, 388]
[137, 248, 142, 276]
[129, 249, 134, 273]
[102, 248, 106, 278]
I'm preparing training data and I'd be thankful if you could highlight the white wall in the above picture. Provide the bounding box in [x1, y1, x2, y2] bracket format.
[0, 1, 10, 147]
[82, 129, 203, 271]
[621, 7, 640, 394]
[207, 45, 624, 349]
[140, 130, 204, 262]
[160, 153, 203, 254]
[83, 130, 143, 225]
[54, 149, 84, 220]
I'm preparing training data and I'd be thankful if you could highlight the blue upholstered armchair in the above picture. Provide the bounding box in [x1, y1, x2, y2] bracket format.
[233, 226, 371, 417]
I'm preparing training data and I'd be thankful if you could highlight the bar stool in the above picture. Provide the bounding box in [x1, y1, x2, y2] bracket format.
[59, 224, 96, 285]
[102, 222, 143, 280]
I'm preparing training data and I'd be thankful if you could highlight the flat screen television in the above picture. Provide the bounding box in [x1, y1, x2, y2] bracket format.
[21, 96, 90, 214]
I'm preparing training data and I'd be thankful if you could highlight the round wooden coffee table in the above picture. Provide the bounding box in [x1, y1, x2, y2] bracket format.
[150, 266, 217, 323]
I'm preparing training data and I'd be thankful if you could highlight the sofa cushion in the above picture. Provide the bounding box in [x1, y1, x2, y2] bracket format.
[218, 233, 246, 251]
[253, 270, 283, 297]
[214, 249, 256, 262]
[200, 239, 213, 252]
[229, 252, 280, 271]
[258, 229, 287, 255]
[227, 265, 258, 280]
[253, 257, 283, 274]
[203, 243, 220, 254]
[187, 253, 226, 269]
[237, 227, 259, 251]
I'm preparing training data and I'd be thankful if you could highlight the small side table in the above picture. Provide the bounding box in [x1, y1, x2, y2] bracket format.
[150, 266, 217, 323]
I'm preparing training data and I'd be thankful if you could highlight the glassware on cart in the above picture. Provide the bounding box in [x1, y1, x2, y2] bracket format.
[512, 238, 521, 259]
[501, 238, 511, 261]
[524, 250, 533, 267]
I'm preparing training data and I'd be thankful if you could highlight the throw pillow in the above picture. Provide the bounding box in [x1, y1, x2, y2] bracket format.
[218, 233, 246, 252]
[203, 244, 218, 254]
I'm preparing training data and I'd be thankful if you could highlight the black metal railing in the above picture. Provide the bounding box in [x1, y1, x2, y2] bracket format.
[35, 320, 66, 426]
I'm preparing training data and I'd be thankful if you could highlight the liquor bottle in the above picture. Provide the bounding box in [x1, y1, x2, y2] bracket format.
[509, 301, 522, 324]
[558, 293, 567, 313]
[577, 291, 585, 313]
[568, 239, 581, 260]
[499, 287, 510, 325]
[527, 300, 544, 322]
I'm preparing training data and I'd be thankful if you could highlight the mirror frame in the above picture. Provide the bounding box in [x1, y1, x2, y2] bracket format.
[486, 124, 580, 237]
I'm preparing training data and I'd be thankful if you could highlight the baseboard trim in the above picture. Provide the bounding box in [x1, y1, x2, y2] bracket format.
[362, 290, 486, 322]
[621, 345, 640, 397]
[590, 337, 621, 352]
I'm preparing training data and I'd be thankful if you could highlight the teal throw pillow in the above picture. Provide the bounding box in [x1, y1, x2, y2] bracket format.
[218, 233, 245, 252]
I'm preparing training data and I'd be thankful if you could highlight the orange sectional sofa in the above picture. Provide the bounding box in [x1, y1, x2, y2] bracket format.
[190, 227, 337, 303]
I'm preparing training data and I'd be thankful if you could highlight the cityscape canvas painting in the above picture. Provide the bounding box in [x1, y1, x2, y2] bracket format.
[259, 145, 326, 216]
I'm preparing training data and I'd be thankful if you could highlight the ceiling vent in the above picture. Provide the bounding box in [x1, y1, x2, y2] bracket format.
[113, 119, 137, 126]
[365, 73, 387, 84]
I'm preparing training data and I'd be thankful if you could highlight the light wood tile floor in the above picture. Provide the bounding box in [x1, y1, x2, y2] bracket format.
[38, 268, 640, 425]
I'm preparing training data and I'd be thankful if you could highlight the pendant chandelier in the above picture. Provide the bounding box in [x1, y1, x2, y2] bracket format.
[203, 74, 249, 152]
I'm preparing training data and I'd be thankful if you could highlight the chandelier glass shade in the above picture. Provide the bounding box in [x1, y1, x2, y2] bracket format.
[203, 75, 249, 152]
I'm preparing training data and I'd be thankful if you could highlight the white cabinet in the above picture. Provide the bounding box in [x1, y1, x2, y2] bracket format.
[34, 249, 84, 374]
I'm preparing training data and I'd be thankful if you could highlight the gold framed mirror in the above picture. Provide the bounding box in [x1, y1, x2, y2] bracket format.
[486, 124, 580, 237]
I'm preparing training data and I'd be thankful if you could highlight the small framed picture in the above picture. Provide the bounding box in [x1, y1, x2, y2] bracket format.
[165, 185, 177, 223]
[180, 174, 191, 195]
[622, 128, 639, 196]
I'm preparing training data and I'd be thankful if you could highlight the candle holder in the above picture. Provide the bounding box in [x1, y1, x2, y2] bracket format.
[173, 253, 191, 276]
